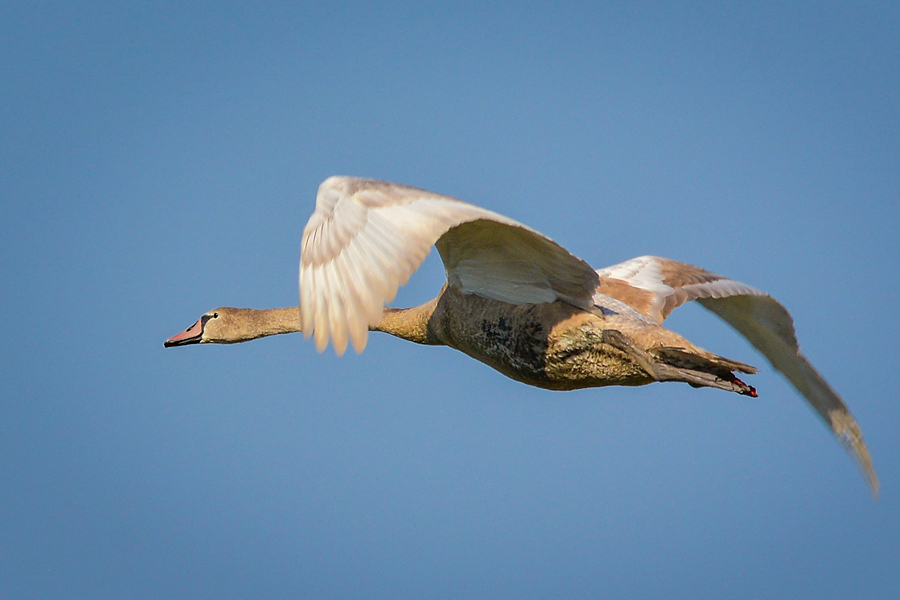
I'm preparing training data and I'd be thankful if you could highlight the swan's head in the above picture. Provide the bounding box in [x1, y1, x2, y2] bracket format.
[164, 308, 241, 346]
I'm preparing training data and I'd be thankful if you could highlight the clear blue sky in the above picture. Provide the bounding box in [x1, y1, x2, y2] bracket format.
[2, 2, 899, 598]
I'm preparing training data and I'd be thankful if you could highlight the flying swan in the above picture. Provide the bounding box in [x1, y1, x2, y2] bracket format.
[165, 176, 877, 494]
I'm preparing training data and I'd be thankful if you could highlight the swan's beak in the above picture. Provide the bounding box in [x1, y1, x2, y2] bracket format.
[164, 318, 204, 347]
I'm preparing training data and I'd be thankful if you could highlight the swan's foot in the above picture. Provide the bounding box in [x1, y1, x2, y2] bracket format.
[601, 329, 758, 397]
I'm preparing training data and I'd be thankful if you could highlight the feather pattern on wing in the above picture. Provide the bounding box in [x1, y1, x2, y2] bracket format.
[596, 255, 765, 323]
[300, 176, 599, 355]
[595, 255, 878, 494]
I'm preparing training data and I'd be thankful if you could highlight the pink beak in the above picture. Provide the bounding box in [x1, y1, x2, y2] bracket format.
[164, 317, 204, 347]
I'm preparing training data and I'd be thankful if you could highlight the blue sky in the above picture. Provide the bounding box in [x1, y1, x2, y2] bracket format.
[2, 2, 899, 598]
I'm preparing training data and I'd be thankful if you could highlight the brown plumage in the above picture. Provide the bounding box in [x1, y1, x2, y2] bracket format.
[165, 176, 877, 495]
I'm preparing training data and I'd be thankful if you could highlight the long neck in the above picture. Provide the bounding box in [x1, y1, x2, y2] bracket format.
[230, 298, 442, 345]
[373, 297, 442, 345]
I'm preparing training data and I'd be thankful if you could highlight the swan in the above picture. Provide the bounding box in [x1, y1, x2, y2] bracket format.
[165, 176, 877, 494]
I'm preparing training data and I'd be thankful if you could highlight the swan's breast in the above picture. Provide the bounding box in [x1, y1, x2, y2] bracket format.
[430, 288, 650, 390]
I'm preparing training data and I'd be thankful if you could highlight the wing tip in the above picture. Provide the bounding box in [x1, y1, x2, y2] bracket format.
[829, 409, 879, 499]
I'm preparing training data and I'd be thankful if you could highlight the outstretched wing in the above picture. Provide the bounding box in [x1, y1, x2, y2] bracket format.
[596, 255, 878, 495]
[300, 176, 599, 356]
[596, 255, 766, 323]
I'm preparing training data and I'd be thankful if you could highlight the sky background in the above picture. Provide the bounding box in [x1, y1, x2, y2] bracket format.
[2, 2, 899, 598]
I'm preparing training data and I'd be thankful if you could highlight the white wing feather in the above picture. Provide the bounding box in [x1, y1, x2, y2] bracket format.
[300, 176, 599, 355]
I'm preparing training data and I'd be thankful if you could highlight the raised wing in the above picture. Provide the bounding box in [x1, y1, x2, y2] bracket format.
[300, 177, 599, 356]
[596, 255, 878, 495]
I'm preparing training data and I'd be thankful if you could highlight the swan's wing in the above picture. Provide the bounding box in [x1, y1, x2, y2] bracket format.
[596, 255, 877, 495]
[300, 176, 599, 355]
[595, 255, 765, 323]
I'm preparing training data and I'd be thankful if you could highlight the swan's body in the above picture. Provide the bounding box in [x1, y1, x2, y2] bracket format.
[166, 176, 877, 494]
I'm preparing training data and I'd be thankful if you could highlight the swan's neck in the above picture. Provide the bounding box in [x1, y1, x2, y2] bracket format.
[224, 298, 441, 346]
[373, 297, 442, 345]
[229, 307, 302, 341]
